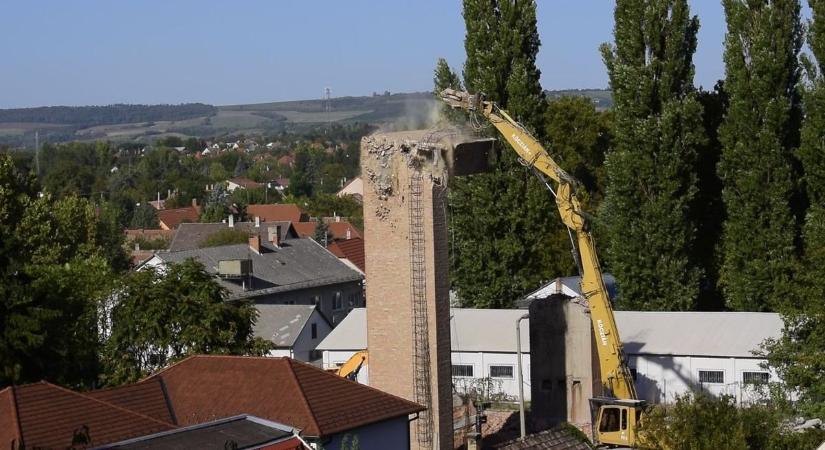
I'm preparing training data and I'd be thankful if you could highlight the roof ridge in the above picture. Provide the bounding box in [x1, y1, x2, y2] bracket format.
[87, 377, 160, 394]
[42, 382, 176, 429]
[6, 385, 22, 448]
[284, 359, 323, 435]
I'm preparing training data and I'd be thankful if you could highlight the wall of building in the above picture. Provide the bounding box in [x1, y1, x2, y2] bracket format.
[630, 354, 777, 405]
[252, 281, 364, 326]
[316, 416, 411, 450]
[451, 352, 531, 402]
[362, 131, 454, 450]
[290, 309, 333, 362]
[528, 295, 597, 432]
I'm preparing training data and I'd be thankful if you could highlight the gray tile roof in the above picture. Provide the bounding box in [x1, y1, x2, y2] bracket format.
[494, 425, 591, 450]
[253, 304, 321, 347]
[156, 238, 363, 298]
[169, 221, 297, 252]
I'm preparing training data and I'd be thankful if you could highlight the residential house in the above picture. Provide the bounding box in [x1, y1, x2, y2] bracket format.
[293, 218, 361, 243]
[327, 237, 365, 273]
[101, 415, 308, 450]
[167, 220, 296, 251]
[227, 177, 264, 192]
[278, 154, 295, 168]
[318, 304, 783, 405]
[247, 203, 307, 223]
[157, 205, 201, 230]
[0, 381, 175, 449]
[255, 304, 332, 362]
[147, 355, 423, 450]
[337, 176, 363, 204]
[1, 356, 421, 450]
[146, 223, 364, 325]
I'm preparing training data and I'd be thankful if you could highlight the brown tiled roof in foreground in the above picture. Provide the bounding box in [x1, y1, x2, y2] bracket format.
[0, 381, 174, 449]
[147, 355, 423, 437]
[85, 377, 175, 424]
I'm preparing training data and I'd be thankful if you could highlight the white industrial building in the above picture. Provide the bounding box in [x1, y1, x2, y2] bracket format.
[316, 303, 783, 405]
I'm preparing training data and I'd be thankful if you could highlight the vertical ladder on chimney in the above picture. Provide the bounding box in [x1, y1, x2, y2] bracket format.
[409, 172, 434, 449]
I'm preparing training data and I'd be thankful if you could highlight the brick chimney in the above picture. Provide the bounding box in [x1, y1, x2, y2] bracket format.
[249, 235, 261, 254]
[267, 225, 281, 247]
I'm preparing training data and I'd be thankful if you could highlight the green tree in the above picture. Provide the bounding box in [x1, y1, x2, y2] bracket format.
[763, 0, 825, 417]
[433, 58, 465, 124]
[0, 155, 126, 387]
[130, 202, 160, 229]
[719, 0, 803, 312]
[200, 228, 250, 248]
[599, 0, 704, 311]
[100, 259, 272, 385]
[450, 0, 556, 308]
[314, 220, 330, 246]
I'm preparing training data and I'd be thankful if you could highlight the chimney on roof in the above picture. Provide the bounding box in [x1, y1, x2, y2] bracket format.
[228, 214, 234, 228]
[192, 198, 198, 208]
[346, 228, 351, 240]
[255, 216, 261, 228]
[167, 189, 171, 199]
[268, 225, 281, 248]
[249, 235, 261, 254]
[336, 215, 341, 223]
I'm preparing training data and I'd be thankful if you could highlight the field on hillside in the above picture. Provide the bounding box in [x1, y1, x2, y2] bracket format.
[0, 90, 611, 147]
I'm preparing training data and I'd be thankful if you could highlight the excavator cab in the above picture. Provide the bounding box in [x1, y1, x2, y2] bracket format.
[591, 397, 647, 447]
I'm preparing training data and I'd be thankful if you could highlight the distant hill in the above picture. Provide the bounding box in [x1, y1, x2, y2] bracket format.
[0, 89, 612, 147]
[545, 89, 613, 109]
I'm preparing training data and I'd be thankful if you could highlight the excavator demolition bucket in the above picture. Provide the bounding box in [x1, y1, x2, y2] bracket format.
[446, 137, 497, 177]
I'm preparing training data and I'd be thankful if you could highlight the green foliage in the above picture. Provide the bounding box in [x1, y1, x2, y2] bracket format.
[314, 220, 330, 245]
[130, 203, 159, 229]
[0, 154, 126, 387]
[0, 103, 216, 128]
[766, 1, 825, 418]
[200, 228, 251, 248]
[451, 0, 563, 308]
[288, 146, 317, 198]
[100, 259, 272, 385]
[639, 393, 825, 450]
[433, 58, 465, 124]
[599, 0, 704, 311]
[718, 0, 803, 312]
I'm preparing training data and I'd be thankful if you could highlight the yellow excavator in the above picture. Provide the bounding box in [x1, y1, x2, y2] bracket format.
[441, 89, 646, 447]
[337, 350, 368, 381]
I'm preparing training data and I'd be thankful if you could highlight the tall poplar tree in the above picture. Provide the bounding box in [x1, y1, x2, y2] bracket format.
[600, 0, 705, 310]
[764, 1, 825, 417]
[719, 0, 802, 312]
[449, 0, 575, 308]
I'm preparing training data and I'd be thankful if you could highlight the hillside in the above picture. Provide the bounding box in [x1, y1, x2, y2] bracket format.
[0, 89, 612, 147]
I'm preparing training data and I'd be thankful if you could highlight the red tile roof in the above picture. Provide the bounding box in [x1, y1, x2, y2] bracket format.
[157, 206, 200, 230]
[146, 355, 423, 437]
[247, 204, 305, 223]
[0, 381, 174, 449]
[85, 378, 175, 424]
[327, 237, 365, 272]
[292, 220, 361, 241]
[291, 222, 317, 238]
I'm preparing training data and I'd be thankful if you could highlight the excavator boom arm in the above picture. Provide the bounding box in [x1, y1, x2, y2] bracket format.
[440, 89, 637, 401]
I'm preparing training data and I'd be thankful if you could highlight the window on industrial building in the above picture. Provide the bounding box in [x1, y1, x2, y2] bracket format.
[311, 323, 318, 339]
[743, 371, 769, 384]
[452, 364, 474, 377]
[630, 368, 638, 381]
[333, 292, 343, 310]
[699, 370, 724, 384]
[489, 365, 514, 379]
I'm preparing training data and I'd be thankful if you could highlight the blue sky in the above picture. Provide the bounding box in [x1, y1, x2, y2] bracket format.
[1, 1, 729, 108]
